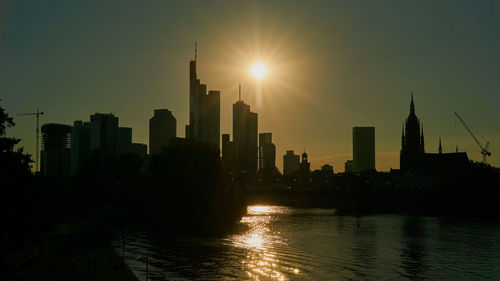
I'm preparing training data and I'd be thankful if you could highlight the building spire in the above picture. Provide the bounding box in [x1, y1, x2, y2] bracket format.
[439, 137, 442, 154]
[195, 41, 197, 61]
[410, 92, 415, 115]
[238, 84, 241, 101]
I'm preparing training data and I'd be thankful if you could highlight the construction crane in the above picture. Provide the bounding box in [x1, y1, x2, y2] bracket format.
[17, 108, 45, 173]
[454, 112, 491, 164]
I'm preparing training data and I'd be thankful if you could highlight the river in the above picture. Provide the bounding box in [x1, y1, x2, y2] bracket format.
[113, 205, 500, 280]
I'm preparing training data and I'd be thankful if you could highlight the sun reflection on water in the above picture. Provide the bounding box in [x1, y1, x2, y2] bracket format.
[247, 205, 287, 216]
[228, 206, 298, 281]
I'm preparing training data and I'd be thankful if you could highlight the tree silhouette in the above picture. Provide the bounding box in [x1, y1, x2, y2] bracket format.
[0, 99, 32, 183]
[0, 100, 34, 257]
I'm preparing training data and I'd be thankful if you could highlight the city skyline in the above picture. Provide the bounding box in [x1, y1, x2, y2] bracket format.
[2, 3, 500, 280]
[2, 1, 499, 171]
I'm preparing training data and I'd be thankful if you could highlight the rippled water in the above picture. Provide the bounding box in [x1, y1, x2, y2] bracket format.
[113, 206, 500, 280]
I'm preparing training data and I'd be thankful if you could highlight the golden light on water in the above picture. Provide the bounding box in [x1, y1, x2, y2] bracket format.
[248, 205, 283, 215]
[251, 62, 267, 79]
[228, 206, 300, 281]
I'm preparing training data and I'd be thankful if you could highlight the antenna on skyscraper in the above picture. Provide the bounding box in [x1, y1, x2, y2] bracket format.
[195, 41, 197, 61]
[239, 84, 241, 101]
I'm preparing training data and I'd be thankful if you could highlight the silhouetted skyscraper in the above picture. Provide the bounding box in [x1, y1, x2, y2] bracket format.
[353, 127, 375, 172]
[90, 113, 119, 158]
[149, 109, 176, 154]
[70, 120, 90, 175]
[222, 134, 231, 161]
[187, 46, 200, 140]
[259, 133, 276, 172]
[248, 112, 258, 172]
[259, 133, 272, 147]
[119, 127, 132, 155]
[186, 44, 220, 150]
[206, 90, 220, 149]
[283, 150, 300, 176]
[233, 86, 258, 176]
[222, 133, 236, 172]
[400, 93, 425, 171]
[41, 123, 72, 180]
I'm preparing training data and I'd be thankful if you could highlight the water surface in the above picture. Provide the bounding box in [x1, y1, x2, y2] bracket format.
[114, 206, 500, 280]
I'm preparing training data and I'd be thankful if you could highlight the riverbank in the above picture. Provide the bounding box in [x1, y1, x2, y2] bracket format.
[3, 219, 138, 281]
[247, 185, 500, 218]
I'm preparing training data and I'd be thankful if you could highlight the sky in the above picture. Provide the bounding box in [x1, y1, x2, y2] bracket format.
[1, 0, 499, 172]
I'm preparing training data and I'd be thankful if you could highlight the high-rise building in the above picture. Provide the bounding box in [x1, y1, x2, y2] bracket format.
[70, 120, 90, 175]
[353, 126, 375, 172]
[248, 112, 258, 172]
[41, 123, 72, 180]
[119, 127, 132, 155]
[149, 109, 176, 154]
[283, 150, 300, 176]
[222, 133, 236, 172]
[90, 113, 119, 158]
[187, 52, 200, 140]
[206, 90, 220, 149]
[259, 133, 276, 172]
[186, 44, 220, 150]
[259, 133, 272, 148]
[222, 133, 231, 161]
[233, 86, 258, 176]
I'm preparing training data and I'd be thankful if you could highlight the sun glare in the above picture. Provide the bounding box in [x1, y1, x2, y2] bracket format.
[251, 62, 267, 79]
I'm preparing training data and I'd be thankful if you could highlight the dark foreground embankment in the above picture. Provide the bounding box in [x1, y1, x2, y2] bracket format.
[3, 219, 138, 281]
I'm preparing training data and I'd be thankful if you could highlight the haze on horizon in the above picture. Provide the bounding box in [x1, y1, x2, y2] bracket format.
[1, 0, 499, 171]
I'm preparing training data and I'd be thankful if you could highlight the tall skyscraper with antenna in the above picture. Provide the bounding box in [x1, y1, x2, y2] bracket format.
[186, 42, 220, 150]
[233, 85, 258, 176]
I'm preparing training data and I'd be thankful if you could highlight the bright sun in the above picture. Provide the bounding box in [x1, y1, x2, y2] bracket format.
[251, 62, 267, 79]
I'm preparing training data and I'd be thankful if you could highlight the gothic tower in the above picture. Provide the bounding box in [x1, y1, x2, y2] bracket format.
[400, 93, 425, 171]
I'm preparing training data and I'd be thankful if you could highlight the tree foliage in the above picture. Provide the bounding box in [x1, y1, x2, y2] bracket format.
[0, 100, 32, 183]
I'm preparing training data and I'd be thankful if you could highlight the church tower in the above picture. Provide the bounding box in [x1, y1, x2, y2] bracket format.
[400, 93, 425, 171]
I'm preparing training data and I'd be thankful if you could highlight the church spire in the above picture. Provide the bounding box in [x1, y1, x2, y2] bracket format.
[410, 92, 415, 115]
[439, 137, 442, 154]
